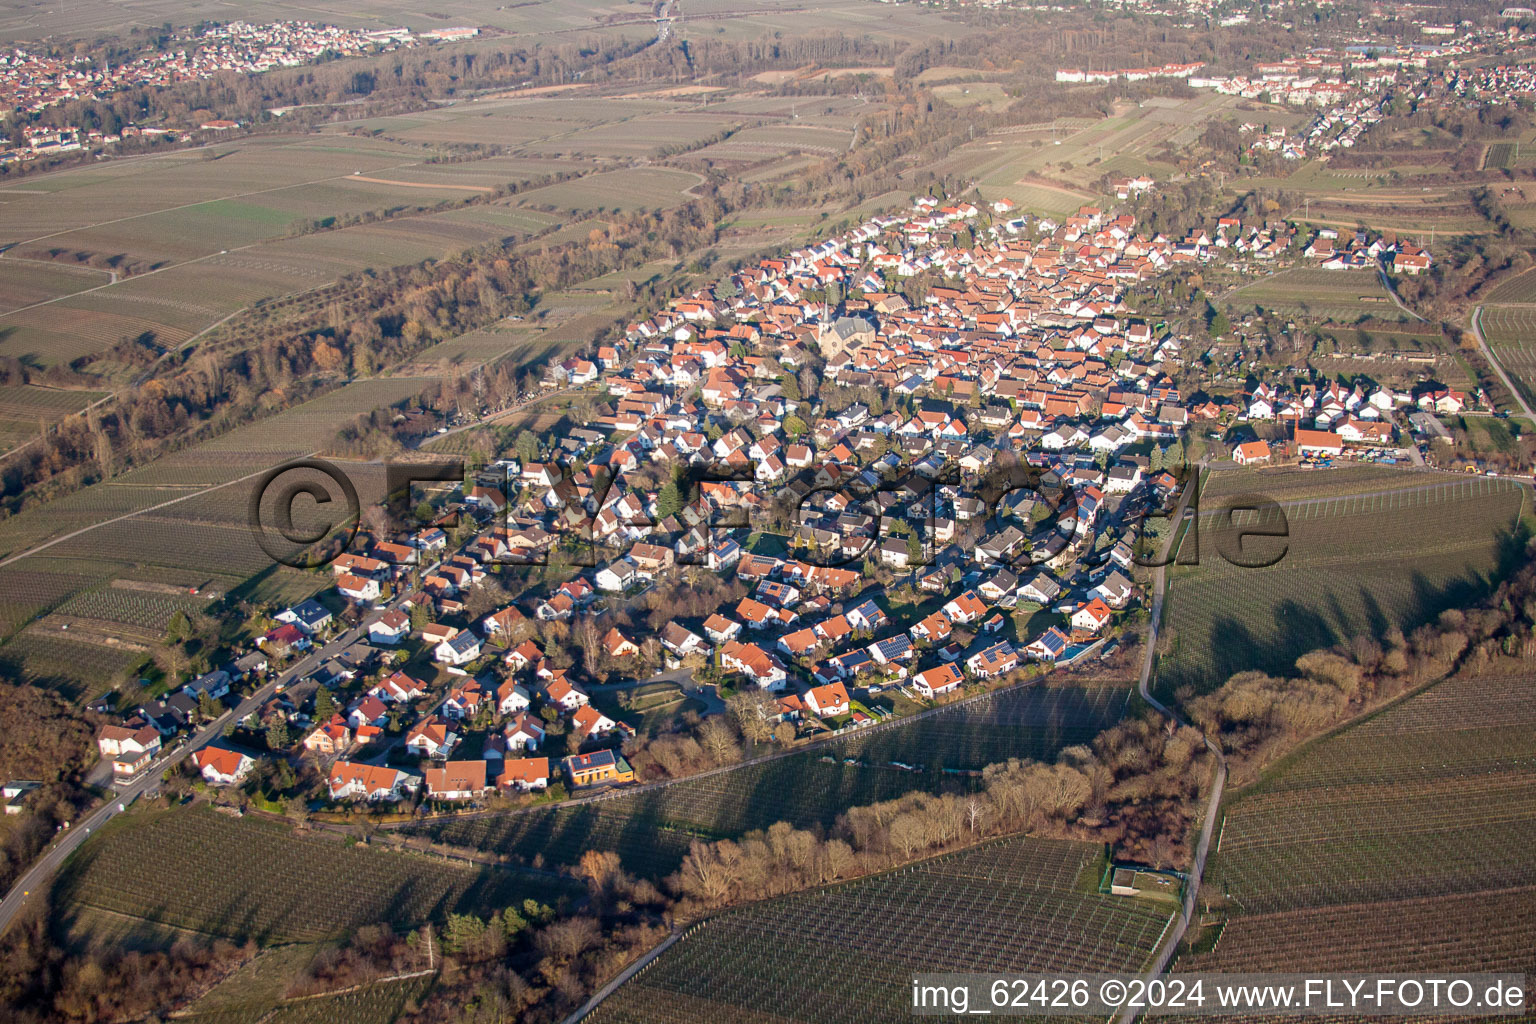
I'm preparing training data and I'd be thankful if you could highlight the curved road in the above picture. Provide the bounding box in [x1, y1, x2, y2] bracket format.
[1115, 465, 1227, 1024]
[1470, 305, 1536, 422]
[0, 604, 398, 938]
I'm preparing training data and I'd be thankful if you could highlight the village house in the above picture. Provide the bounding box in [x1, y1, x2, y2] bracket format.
[405, 716, 458, 759]
[1025, 626, 1071, 661]
[496, 756, 550, 792]
[497, 681, 531, 716]
[572, 704, 620, 742]
[328, 761, 417, 802]
[1232, 440, 1272, 465]
[1070, 598, 1115, 636]
[424, 760, 491, 801]
[544, 676, 591, 711]
[302, 715, 352, 756]
[435, 629, 483, 666]
[720, 640, 789, 691]
[97, 724, 162, 781]
[966, 641, 1020, 679]
[804, 681, 851, 718]
[192, 745, 255, 786]
[506, 712, 546, 751]
[369, 609, 411, 645]
[563, 748, 636, 787]
[911, 663, 963, 699]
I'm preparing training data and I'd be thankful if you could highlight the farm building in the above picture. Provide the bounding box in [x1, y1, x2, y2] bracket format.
[1232, 440, 1271, 465]
[1294, 428, 1344, 457]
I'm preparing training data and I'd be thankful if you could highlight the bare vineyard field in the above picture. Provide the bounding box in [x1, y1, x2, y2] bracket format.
[54, 584, 212, 634]
[401, 685, 1126, 878]
[0, 627, 148, 699]
[516, 168, 702, 212]
[1477, 305, 1536, 406]
[1157, 475, 1523, 696]
[1181, 671, 1536, 981]
[0, 258, 108, 312]
[0, 384, 106, 446]
[590, 837, 1171, 1024]
[1485, 268, 1536, 303]
[1225, 268, 1404, 324]
[1484, 142, 1518, 170]
[55, 805, 575, 944]
[0, 562, 108, 638]
[696, 124, 854, 162]
[543, 112, 744, 158]
[1200, 464, 1434, 503]
[180, 970, 432, 1024]
[0, 97, 744, 368]
[833, 682, 1128, 769]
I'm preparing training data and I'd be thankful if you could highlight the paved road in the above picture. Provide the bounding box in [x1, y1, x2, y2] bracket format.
[1115, 465, 1228, 1024]
[0, 604, 395, 939]
[1470, 305, 1536, 422]
[561, 927, 683, 1024]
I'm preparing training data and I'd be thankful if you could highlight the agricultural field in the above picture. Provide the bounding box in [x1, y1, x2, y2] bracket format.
[933, 81, 1014, 110]
[0, 258, 109, 313]
[694, 124, 855, 163]
[399, 683, 1126, 878]
[1485, 268, 1536, 303]
[515, 168, 703, 212]
[1289, 192, 1492, 237]
[1223, 268, 1404, 324]
[834, 682, 1128, 769]
[1181, 670, 1536, 978]
[1156, 471, 1525, 697]
[54, 581, 214, 635]
[0, 627, 149, 699]
[1476, 305, 1536, 408]
[0, 384, 106, 452]
[53, 804, 576, 945]
[180, 961, 432, 1024]
[589, 836, 1173, 1024]
[1308, 320, 1446, 356]
[0, 87, 832, 371]
[1485, 141, 1519, 171]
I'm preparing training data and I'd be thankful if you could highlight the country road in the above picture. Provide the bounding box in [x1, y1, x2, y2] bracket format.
[1470, 305, 1536, 422]
[1376, 264, 1428, 323]
[0, 603, 397, 939]
[1115, 464, 1227, 1024]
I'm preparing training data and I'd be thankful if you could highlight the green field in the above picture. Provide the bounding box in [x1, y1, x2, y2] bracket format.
[397, 683, 1127, 878]
[1156, 470, 1525, 697]
[54, 805, 575, 945]
[1183, 670, 1536, 976]
[589, 836, 1172, 1024]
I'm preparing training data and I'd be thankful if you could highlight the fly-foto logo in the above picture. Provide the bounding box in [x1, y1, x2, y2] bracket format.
[248, 457, 1290, 571]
